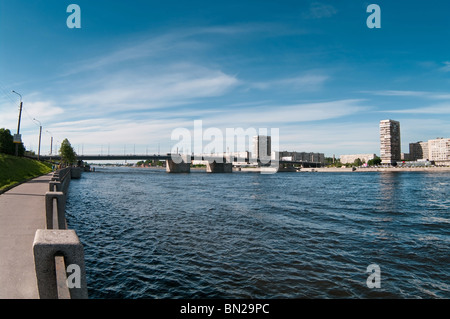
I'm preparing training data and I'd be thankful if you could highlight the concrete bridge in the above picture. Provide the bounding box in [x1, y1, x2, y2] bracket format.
[38, 154, 323, 173]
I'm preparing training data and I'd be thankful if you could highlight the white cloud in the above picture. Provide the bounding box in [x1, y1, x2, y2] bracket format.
[363, 90, 450, 100]
[23, 100, 64, 120]
[66, 64, 239, 112]
[251, 74, 329, 91]
[22, 116, 195, 155]
[61, 32, 189, 76]
[19, 99, 369, 156]
[61, 24, 305, 77]
[365, 90, 429, 97]
[198, 99, 369, 128]
[439, 61, 450, 72]
[0, 99, 19, 128]
[278, 122, 380, 155]
[430, 94, 450, 99]
[383, 103, 450, 114]
[0, 95, 64, 141]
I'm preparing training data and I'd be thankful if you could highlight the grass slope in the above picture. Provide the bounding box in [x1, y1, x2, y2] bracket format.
[0, 154, 52, 191]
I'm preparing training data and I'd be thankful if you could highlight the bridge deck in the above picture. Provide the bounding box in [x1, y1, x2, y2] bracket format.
[38, 155, 322, 166]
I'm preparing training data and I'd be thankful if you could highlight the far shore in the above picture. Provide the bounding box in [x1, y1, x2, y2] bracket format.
[92, 165, 450, 173]
[299, 167, 450, 173]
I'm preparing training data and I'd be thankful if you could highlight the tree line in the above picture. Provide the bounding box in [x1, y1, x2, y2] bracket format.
[0, 128, 25, 156]
[1, 127, 77, 166]
[325, 156, 382, 167]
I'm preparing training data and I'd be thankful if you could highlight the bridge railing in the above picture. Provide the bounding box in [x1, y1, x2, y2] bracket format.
[32, 167, 88, 299]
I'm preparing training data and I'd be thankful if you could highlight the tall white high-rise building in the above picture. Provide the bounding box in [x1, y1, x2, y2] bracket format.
[380, 119, 401, 165]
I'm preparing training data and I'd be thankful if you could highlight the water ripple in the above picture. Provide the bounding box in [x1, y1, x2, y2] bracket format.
[66, 168, 450, 299]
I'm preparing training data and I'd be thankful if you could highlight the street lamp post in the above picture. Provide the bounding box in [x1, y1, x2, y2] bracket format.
[12, 90, 23, 156]
[33, 118, 42, 160]
[46, 131, 53, 155]
[46, 130, 54, 170]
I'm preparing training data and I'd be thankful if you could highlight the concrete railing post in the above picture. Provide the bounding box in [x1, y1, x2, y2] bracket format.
[33, 229, 88, 299]
[49, 181, 62, 192]
[45, 192, 66, 230]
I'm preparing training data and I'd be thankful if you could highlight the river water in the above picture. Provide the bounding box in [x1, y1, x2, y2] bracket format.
[65, 167, 450, 299]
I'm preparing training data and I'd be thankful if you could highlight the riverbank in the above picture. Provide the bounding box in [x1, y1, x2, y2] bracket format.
[94, 164, 450, 173]
[0, 154, 52, 193]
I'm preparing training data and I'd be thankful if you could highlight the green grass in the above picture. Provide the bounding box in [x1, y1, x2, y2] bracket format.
[0, 154, 52, 191]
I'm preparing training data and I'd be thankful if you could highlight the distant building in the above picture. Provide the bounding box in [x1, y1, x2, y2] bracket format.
[428, 138, 450, 164]
[409, 138, 449, 164]
[401, 153, 411, 161]
[252, 136, 271, 160]
[226, 151, 250, 165]
[409, 141, 429, 161]
[340, 154, 376, 164]
[192, 151, 250, 165]
[276, 151, 325, 164]
[380, 119, 401, 165]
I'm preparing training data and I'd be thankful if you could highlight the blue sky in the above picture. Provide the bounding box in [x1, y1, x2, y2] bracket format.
[1, 0, 449, 157]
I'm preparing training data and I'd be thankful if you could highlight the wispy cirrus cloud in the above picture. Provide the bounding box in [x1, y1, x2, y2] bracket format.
[364, 90, 450, 115]
[65, 63, 240, 113]
[61, 32, 202, 76]
[439, 61, 450, 72]
[250, 74, 329, 91]
[382, 103, 450, 114]
[364, 90, 429, 97]
[201, 99, 369, 128]
[61, 24, 309, 77]
[362, 90, 450, 100]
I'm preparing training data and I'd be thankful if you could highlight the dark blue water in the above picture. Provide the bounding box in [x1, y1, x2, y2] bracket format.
[65, 167, 450, 299]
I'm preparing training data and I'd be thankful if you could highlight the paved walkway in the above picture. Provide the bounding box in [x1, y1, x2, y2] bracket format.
[0, 174, 52, 299]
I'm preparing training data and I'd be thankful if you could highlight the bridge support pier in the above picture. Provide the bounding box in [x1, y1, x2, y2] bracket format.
[206, 161, 232, 173]
[166, 155, 191, 173]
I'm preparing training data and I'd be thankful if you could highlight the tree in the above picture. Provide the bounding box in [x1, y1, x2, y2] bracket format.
[0, 128, 25, 156]
[325, 157, 342, 168]
[0, 128, 14, 155]
[59, 138, 77, 166]
[136, 161, 144, 167]
[353, 158, 363, 167]
[367, 156, 382, 166]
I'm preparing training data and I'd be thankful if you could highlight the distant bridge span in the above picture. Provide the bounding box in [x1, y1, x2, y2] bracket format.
[37, 154, 323, 168]
[40, 154, 172, 161]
